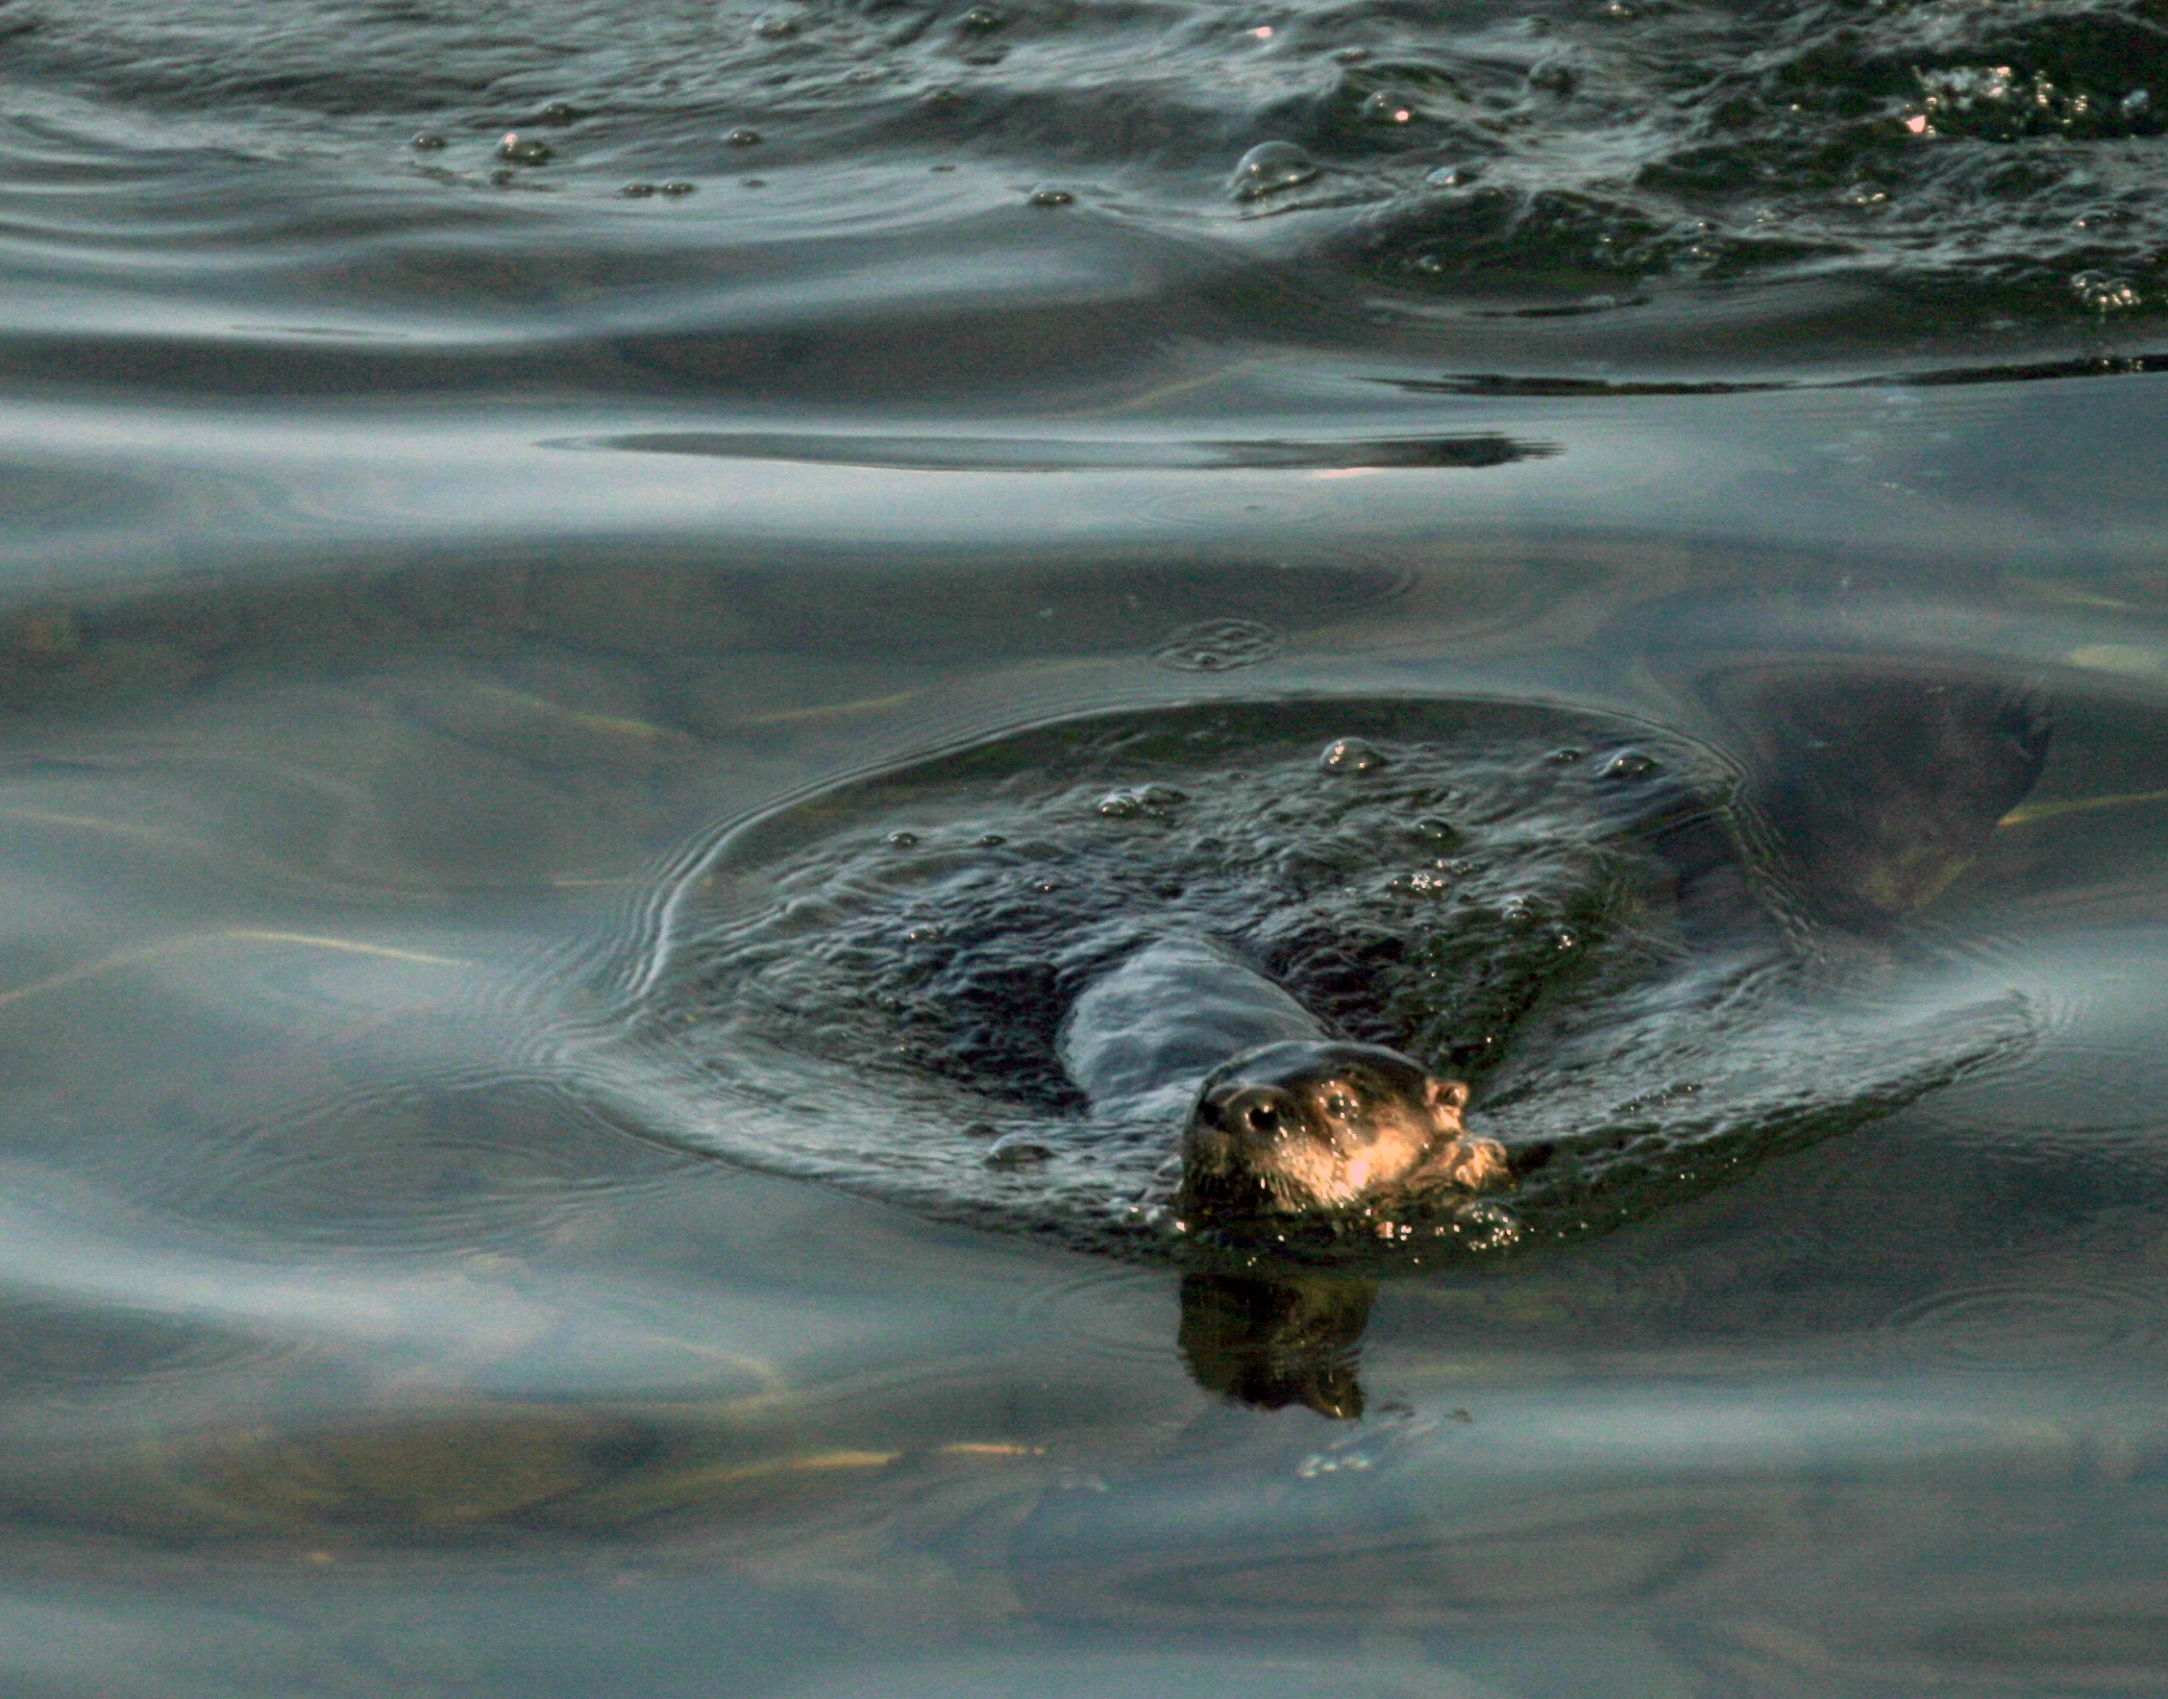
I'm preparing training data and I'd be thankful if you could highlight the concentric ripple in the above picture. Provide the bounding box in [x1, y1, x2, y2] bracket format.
[104, 1072, 685, 1257]
[1876, 1280, 2164, 1371]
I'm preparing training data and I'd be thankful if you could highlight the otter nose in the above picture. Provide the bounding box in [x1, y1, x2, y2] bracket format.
[1212, 1085, 1300, 1140]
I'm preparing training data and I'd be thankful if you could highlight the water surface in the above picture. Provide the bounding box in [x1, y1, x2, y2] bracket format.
[7, 1, 2168, 1694]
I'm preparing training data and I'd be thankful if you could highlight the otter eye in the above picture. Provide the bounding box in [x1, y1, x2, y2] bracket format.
[1324, 1091, 1360, 1119]
[1245, 1103, 1282, 1134]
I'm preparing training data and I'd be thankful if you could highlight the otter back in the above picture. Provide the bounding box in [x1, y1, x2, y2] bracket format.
[1058, 937, 1326, 1121]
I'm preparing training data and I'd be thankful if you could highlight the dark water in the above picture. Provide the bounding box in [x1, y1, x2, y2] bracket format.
[9, 1, 2168, 1694]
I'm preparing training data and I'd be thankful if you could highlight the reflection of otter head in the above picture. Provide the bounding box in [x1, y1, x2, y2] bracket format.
[1178, 1273, 1375, 1419]
[1180, 1040, 1506, 1216]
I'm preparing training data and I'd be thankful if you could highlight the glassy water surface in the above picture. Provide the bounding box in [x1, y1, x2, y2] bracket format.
[9, 0, 2168, 1693]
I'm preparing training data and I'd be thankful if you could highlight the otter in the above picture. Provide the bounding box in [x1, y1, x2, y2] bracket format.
[1056, 936, 1508, 1220]
[1052, 934, 1514, 1417]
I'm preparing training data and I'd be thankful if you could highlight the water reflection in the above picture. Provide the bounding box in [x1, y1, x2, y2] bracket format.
[17, 0, 2168, 1682]
[553, 429, 1562, 473]
[0, 523, 2156, 1696]
[1178, 1274, 1377, 1419]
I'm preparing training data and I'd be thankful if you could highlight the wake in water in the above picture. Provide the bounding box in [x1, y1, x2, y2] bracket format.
[607, 693, 2038, 1267]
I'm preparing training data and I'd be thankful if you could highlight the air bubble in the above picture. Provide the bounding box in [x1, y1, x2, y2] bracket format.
[537, 101, 580, 125]
[986, 1133, 1055, 1168]
[886, 830, 920, 848]
[726, 127, 763, 146]
[1424, 162, 1482, 188]
[1450, 1198, 1524, 1253]
[1599, 748, 1661, 781]
[754, 9, 802, 35]
[1408, 816, 1461, 845]
[2071, 269, 2141, 312]
[497, 133, 553, 164]
[1228, 141, 1319, 202]
[1319, 737, 1388, 774]
[1029, 185, 1075, 207]
[621, 181, 657, 197]
[411, 132, 447, 150]
[661, 181, 696, 196]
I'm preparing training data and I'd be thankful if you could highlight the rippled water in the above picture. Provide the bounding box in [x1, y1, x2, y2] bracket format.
[11, 0, 2168, 1693]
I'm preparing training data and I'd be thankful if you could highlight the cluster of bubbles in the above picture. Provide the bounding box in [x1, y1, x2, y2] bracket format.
[409, 104, 711, 199]
[1076, 0, 2168, 320]
[1199, 0, 2168, 320]
[24, 0, 2168, 320]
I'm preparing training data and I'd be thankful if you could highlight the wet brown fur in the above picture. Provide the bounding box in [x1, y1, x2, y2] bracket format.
[1179, 1039, 1507, 1216]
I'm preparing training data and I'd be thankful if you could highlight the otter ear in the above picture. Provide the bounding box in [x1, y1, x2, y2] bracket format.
[1423, 1077, 1470, 1125]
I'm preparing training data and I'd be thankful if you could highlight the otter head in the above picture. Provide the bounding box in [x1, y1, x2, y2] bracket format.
[1179, 1040, 1505, 1218]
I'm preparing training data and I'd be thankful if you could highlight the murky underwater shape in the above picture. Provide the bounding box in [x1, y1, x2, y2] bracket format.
[10, 0, 2168, 1693]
